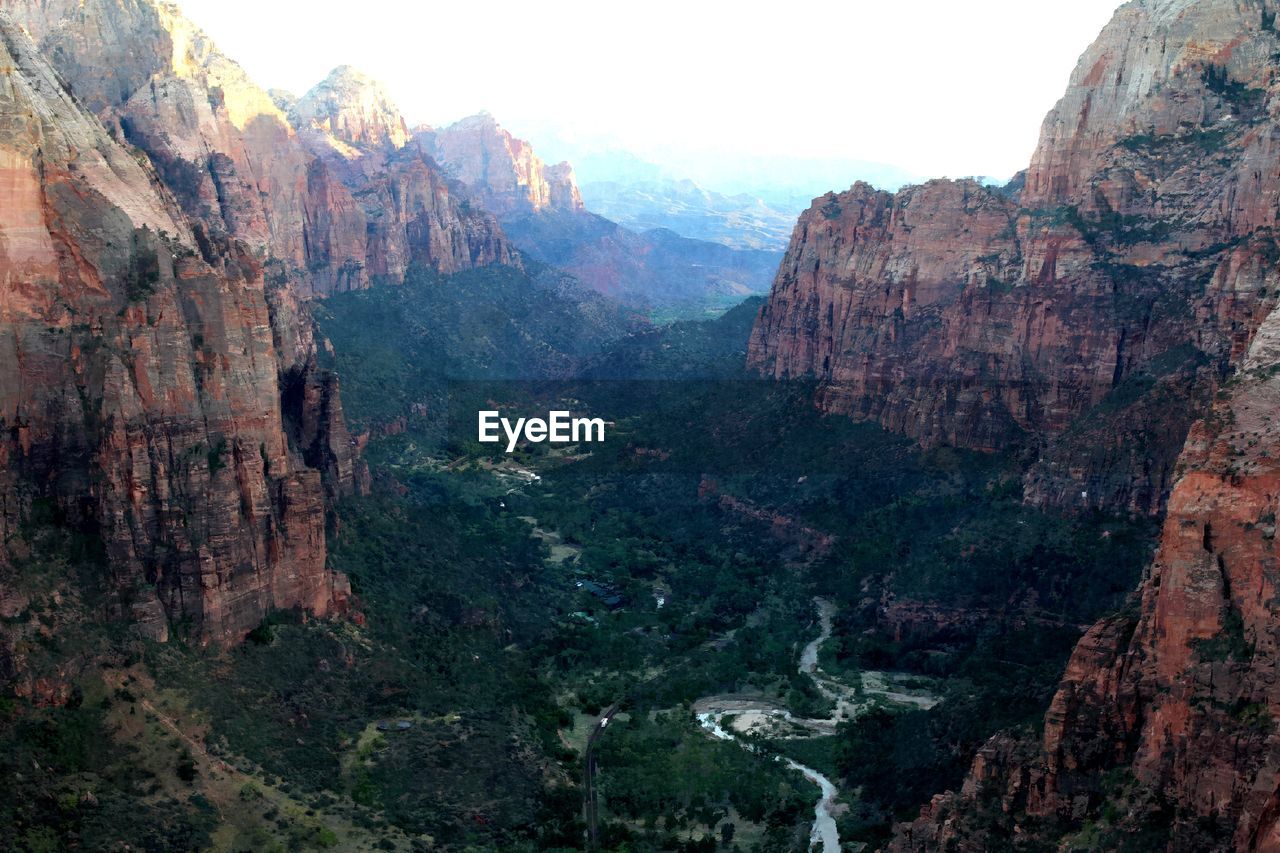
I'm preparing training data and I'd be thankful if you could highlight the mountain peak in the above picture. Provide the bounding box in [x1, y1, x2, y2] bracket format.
[292, 64, 409, 149]
[426, 112, 584, 215]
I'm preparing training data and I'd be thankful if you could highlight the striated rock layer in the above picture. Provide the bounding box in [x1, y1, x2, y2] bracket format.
[0, 11, 354, 649]
[749, 0, 1280, 515]
[879, 2, 1280, 849]
[7, 0, 520, 297]
[421, 112, 584, 216]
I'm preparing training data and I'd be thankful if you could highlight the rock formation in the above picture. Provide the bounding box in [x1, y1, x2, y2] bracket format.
[893, 288, 1280, 853]
[874, 1, 1280, 848]
[7, 0, 519, 297]
[0, 11, 353, 651]
[748, 0, 1280, 515]
[422, 112, 584, 215]
[289, 71, 520, 288]
[290, 65, 410, 150]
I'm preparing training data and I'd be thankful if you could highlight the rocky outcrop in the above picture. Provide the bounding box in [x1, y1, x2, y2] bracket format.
[422, 113, 584, 215]
[290, 65, 409, 150]
[7, 1, 519, 297]
[749, 0, 1280, 515]
[419, 111, 780, 312]
[0, 12, 351, 647]
[289, 71, 521, 287]
[885, 2, 1280, 849]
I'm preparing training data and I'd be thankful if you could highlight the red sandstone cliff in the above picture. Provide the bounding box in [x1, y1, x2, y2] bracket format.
[875, 2, 1280, 848]
[893, 280, 1280, 853]
[0, 11, 353, 653]
[7, 0, 519, 297]
[421, 112, 584, 216]
[749, 0, 1280, 515]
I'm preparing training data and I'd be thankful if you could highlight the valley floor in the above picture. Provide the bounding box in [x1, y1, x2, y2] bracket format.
[1, 284, 1158, 852]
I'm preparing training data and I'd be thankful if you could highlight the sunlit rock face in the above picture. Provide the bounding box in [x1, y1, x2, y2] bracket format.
[750, 0, 1280, 517]
[7, 0, 520, 297]
[289, 70, 522, 284]
[421, 112, 585, 216]
[0, 12, 353, 650]
[290, 65, 410, 150]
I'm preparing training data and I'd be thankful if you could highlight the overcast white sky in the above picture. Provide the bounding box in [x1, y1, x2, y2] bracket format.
[177, 0, 1124, 185]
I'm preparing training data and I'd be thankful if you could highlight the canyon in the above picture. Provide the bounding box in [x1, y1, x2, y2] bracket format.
[749, 0, 1280, 516]
[8, 0, 1280, 849]
[745, 0, 1280, 848]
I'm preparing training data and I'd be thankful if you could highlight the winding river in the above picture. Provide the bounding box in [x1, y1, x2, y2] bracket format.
[695, 599, 939, 852]
[696, 596, 844, 850]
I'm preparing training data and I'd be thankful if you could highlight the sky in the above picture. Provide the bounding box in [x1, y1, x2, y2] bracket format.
[177, 0, 1125, 192]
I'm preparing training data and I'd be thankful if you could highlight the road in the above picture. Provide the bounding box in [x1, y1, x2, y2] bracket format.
[582, 702, 619, 850]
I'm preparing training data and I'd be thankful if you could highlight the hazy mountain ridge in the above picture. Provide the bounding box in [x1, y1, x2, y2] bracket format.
[579, 178, 801, 251]
[422, 112, 784, 315]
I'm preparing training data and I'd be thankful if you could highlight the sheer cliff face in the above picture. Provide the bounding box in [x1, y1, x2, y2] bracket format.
[0, 14, 351, 652]
[423, 113, 585, 215]
[288, 71, 520, 284]
[881, 2, 1280, 849]
[1042, 321, 1280, 849]
[895, 302, 1280, 853]
[749, 0, 1280, 515]
[8, 0, 518, 297]
[290, 65, 410, 150]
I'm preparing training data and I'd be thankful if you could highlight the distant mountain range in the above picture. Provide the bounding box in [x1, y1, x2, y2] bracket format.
[520, 131, 922, 207]
[578, 178, 801, 251]
[414, 112, 783, 315]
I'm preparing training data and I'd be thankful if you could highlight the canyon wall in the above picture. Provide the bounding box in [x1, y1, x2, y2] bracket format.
[893, 289, 1280, 853]
[9, 0, 519, 297]
[0, 11, 355, 657]
[871, 2, 1280, 848]
[749, 0, 1280, 515]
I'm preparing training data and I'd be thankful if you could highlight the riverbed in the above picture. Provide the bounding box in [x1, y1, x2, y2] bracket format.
[694, 598, 940, 852]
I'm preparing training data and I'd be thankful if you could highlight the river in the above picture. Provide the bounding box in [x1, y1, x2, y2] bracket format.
[695, 597, 843, 852]
[696, 709, 841, 852]
[695, 597, 939, 852]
